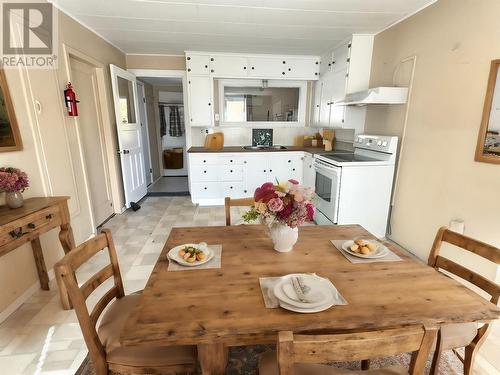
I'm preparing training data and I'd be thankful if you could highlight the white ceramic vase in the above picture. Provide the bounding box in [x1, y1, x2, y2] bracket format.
[269, 224, 298, 252]
[5, 191, 24, 209]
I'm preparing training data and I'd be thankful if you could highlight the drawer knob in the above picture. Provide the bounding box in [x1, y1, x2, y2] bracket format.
[244, 190, 247, 193]
[204, 170, 207, 173]
[230, 159, 233, 162]
[46, 214, 53, 219]
[230, 186, 233, 189]
[270, 169, 273, 172]
[9, 227, 23, 238]
[27, 223, 36, 229]
[264, 169, 267, 172]
[230, 170, 233, 173]
[203, 160, 206, 163]
[204, 187, 207, 190]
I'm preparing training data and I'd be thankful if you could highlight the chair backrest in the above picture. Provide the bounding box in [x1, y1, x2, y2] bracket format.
[277, 326, 437, 375]
[428, 226, 500, 305]
[224, 196, 254, 226]
[55, 229, 124, 374]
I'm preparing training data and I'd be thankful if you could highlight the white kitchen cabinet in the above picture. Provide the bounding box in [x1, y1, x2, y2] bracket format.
[186, 54, 211, 75]
[302, 153, 315, 188]
[187, 76, 213, 127]
[247, 57, 285, 78]
[318, 73, 334, 128]
[210, 55, 248, 77]
[331, 41, 350, 73]
[285, 58, 320, 80]
[311, 79, 322, 126]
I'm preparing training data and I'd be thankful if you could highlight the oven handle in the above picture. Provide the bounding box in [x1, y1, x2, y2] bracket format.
[313, 159, 341, 175]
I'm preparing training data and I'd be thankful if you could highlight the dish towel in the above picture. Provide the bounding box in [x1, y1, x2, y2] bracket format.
[330, 240, 403, 264]
[167, 244, 222, 271]
[169, 105, 184, 137]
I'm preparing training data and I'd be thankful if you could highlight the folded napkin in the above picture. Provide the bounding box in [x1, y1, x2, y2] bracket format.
[283, 276, 326, 304]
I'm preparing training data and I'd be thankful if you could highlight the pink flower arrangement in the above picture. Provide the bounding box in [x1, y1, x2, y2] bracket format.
[243, 180, 315, 228]
[0, 167, 29, 193]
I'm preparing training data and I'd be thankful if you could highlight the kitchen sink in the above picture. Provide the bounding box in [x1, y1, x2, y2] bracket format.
[242, 145, 288, 150]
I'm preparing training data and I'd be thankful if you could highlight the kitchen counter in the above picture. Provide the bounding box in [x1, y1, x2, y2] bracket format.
[187, 146, 329, 154]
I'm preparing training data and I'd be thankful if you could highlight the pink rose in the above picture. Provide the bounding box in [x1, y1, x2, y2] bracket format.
[254, 182, 277, 203]
[306, 203, 315, 221]
[267, 198, 284, 212]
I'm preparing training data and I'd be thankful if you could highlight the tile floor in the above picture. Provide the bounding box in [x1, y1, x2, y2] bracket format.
[0, 196, 498, 374]
[147, 177, 189, 194]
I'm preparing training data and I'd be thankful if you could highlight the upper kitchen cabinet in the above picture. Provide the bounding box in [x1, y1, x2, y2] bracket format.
[186, 54, 211, 75]
[210, 55, 248, 77]
[187, 76, 213, 127]
[248, 56, 319, 80]
[311, 35, 373, 133]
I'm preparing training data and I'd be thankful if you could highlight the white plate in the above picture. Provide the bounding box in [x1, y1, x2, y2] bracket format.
[273, 274, 335, 309]
[278, 299, 335, 314]
[341, 240, 389, 259]
[167, 243, 214, 267]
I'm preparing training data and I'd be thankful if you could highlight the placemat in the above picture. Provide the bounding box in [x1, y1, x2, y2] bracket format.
[259, 275, 348, 309]
[167, 244, 222, 271]
[330, 240, 402, 264]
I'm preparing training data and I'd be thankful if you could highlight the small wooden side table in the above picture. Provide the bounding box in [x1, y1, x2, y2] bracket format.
[0, 196, 75, 310]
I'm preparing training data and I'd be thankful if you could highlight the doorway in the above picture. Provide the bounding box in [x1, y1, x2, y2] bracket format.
[70, 56, 114, 227]
[134, 73, 190, 196]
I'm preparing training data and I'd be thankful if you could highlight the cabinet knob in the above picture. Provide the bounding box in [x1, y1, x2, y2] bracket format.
[251, 67, 255, 70]
[208, 102, 211, 106]
[282, 60, 286, 64]
[9, 227, 23, 238]
[243, 66, 247, 70]
[204, 187, 207, 190]
[27, 223, 36, 229]
[210, 57, 214, 61]
[46, 214, 53, 219]
[203, 170, 207, 173]
[203, 160, 206, 162]
[230, 159, 233, 162]
[204, 65, 208, 68]
[264, 169, 267, 172]
[316, 104, 319, 108]
[244, 161, 247, 164]
[187, 56, 191, 60]
[244, 190, 247, 193]
[282, 72, 285, 75]
[315, 61, 319, 65]
[230, 186, 233, 189]
[288, 160, 291, 163]
[230, 170, 233, 173]
[187, 68, 191, 72]
[288, 68, 291, 71]
[292, 168, 296, 171]
[211, 69, 214, 73]
[270, 169, 273, 172]
[315, 72, 318, 76]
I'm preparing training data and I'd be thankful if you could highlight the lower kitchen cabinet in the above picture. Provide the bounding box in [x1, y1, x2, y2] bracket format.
[189, 152, 305, 205]
[302, 153, 316, 188]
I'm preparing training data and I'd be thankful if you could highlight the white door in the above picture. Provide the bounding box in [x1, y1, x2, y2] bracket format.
[110, 65, 147, 207]
[188, 76, 213, 127]
[71, 58, 114, 226]
[136, 82, 153, 186]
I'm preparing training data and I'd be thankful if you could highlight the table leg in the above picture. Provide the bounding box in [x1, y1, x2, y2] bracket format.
[30, 238, 49, 290]
[197, 343, 228, 375]
[58, 223, 75, 254]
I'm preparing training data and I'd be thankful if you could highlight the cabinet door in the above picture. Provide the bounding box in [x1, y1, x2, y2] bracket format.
[190, 165, 219, 182]
[211, 56, 248, 77]
[311, 80, 322, 127]
[329, 69, 348, 127]
[319, 73, 334, 128]
[331, 41, 350, 73]
[245, 155, 270, 193]
[286, 58, 320, 80]
[286, 155, 303, 183]
[188, 76, 213, 127]
[248, 57, 285, 78]
[186, 54, 211, 75]
[302, 154, 315, 188]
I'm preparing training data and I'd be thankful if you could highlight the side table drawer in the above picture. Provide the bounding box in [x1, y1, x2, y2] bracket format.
[0, 206, 61, 248]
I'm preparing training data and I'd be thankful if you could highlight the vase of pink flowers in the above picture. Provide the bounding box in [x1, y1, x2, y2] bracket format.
[243, 179, 315, 252]
[0, 167, 29, 209]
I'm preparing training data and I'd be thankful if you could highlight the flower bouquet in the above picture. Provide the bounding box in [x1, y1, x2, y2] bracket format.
[0, 167, 29, 208]
[243, 179, 315, 252]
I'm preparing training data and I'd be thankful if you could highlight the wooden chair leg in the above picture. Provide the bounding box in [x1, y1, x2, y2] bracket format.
[361, 359, 370, 370]
[464, 344, 478, 375]
[429, 334, 443, 375]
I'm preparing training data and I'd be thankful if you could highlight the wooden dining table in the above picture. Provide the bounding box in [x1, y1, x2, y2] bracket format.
[120, 225, 500, 374]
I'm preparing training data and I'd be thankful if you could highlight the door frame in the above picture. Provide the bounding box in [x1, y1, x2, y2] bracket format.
[136, 80, 154, 185]
[128, 69, 190, 184]
[61, 45, 122, 227]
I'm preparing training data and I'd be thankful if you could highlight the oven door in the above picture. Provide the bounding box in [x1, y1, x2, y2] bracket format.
[313, 159, 341, 224]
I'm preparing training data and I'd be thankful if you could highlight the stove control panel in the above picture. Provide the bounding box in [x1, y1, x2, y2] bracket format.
[354, 135, 398, 153]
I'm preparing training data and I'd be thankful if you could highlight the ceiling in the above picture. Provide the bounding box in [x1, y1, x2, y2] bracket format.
[51, 0, 437, 56]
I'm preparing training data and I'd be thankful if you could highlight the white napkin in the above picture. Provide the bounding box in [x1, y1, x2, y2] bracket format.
[282, 277, 326, 304]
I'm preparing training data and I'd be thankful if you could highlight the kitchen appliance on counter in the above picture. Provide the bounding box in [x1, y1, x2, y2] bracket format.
[313, 135, 398, 238]
[204, 132, 224, 150]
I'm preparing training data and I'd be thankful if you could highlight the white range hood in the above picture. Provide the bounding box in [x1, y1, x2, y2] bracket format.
[335, 87, 408, 106]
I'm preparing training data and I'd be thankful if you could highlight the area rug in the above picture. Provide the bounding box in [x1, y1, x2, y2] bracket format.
[76, 344, 464, 375]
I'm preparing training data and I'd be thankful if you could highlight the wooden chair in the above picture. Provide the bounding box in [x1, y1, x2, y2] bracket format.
[259, 326, 437, 375]
[224, 196, 254, 226]
[427, 226, 500, 375]
[55, 229, 197, 375]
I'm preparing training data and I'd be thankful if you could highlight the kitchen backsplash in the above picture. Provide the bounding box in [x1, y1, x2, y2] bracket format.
[191, 127, 356, 147]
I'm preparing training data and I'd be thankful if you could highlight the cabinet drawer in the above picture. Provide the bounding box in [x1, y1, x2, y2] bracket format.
[191, 182, 221, 199]
[0, 206, 61, 248]
[219, 165, 244, 181]
[218, 155, 246, 165]
[190, 154, 219, 165]
[191, 165, 219, 182]
[221, 182, 247, 198]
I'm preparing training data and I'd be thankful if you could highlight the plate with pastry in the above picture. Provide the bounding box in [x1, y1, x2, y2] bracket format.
[341, 238, 389, 259]
[167, 242, 214, 267]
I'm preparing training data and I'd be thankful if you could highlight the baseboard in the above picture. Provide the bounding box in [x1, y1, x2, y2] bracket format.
[0, 268, 56, 324]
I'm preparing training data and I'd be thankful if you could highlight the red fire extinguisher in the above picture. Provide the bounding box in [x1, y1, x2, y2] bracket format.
[64, 82, 80, 116]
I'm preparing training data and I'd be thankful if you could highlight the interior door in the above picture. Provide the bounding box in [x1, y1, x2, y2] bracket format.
[136, 82, 153, 186]
[110, 65, 147, 207]
[71, 58, 114, 226]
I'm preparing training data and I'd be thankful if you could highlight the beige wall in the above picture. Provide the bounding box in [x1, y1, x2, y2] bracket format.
[126, 55, 186, 70]
[365, 0, 500, 280]
[0, 9, 125, 313]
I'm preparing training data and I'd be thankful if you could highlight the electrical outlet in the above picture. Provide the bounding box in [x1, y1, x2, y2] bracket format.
[449, 219, 465, 234]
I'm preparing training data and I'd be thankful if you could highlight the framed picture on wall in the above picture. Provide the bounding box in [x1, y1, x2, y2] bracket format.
[0, 68, 22, 152]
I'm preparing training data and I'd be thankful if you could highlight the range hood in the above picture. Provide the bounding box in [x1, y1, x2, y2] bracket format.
[335, 87, 408, 106]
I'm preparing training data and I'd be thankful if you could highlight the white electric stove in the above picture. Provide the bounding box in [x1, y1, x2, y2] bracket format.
[313, 135, 398, 238]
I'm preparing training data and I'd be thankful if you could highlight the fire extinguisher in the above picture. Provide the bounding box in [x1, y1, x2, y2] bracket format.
[64, 82, 80, 116]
